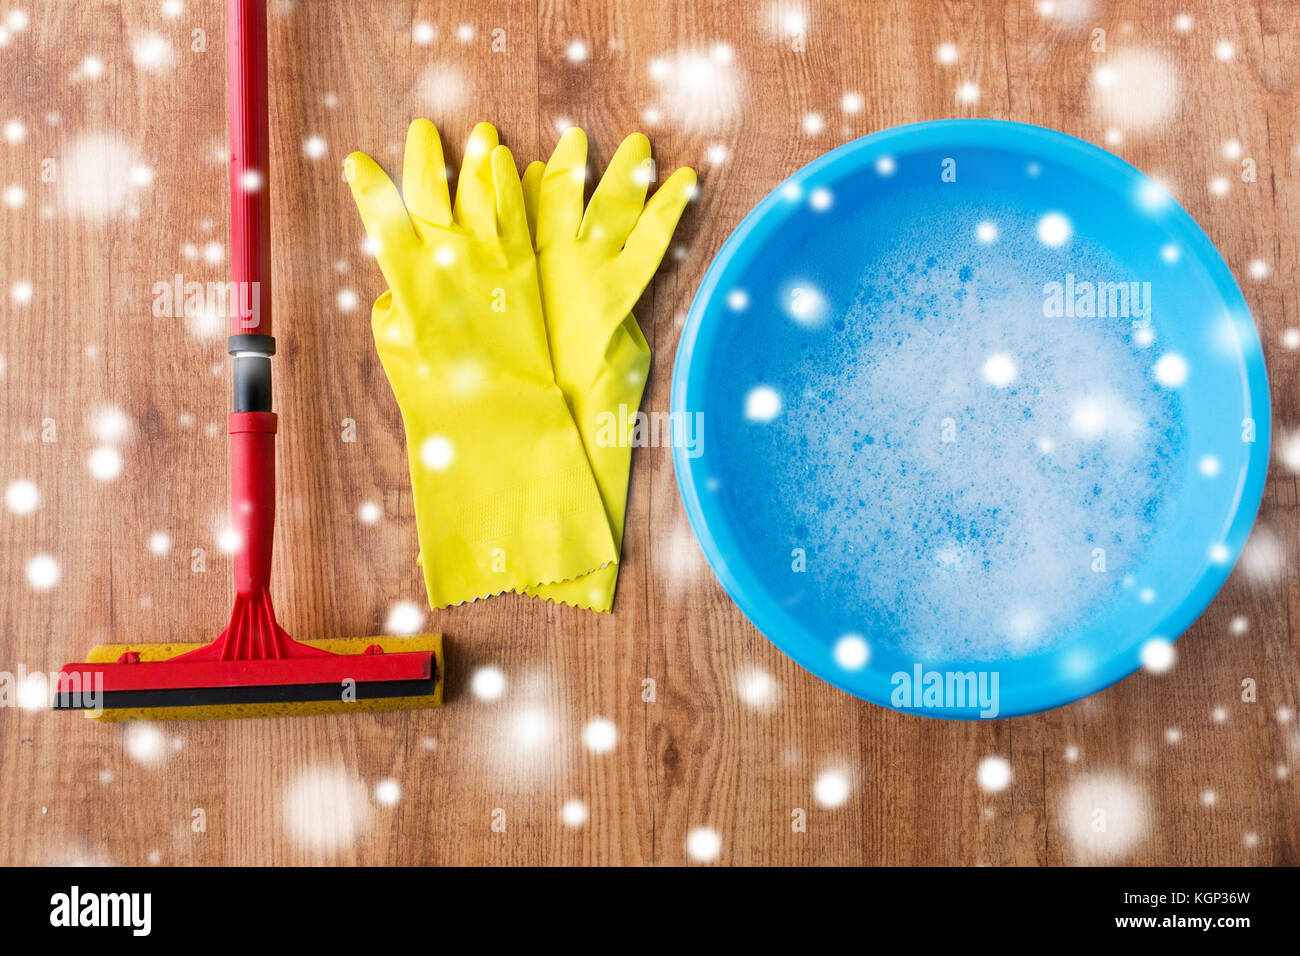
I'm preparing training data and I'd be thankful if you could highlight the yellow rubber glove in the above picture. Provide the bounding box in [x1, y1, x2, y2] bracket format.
[346, 120, 616, 607]
[519, 129, 697, 611]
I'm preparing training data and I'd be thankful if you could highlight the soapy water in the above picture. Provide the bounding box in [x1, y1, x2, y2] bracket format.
[722, 203, 1185, 662]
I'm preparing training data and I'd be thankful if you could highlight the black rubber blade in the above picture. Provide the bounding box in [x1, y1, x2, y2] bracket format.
[51, 676, 439, 711]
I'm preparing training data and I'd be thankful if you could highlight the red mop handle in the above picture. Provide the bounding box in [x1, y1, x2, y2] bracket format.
[227, 0, 276, 598]
[228, 0, 271, 335]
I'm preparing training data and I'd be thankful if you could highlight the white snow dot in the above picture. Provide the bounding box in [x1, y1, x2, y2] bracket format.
[80, 55, 105, 79]
[456, 24, 474, 42]
[161, 1, 184, 20]
[1212, 706, 1228, 723]
[1282, 328, 1300, 350]
[412, 22, 435, 45]
[1174, 14, 1193, 32]
[737, 668, 777, 708]
[302, 135, 327, 160]
[5, 479, 39, 514]
[1201, 789, 1218, 806]
[936, 42, 958, 65]
[1209, 176, 1230, 197]
[981, 353, 1016, 388]
[10, 279, 32, 303]
[975, 221, 998, 244]
[726, 289, 749, 311]
[203, 241, 224, 264]
[813, 770, 851, 808]
[1248, 259, 1269, 280]
[1277, 706, 1293, 724]
[3, 117, 25, 143]
[131, 31, 174, 72]
[18, 673, 48, 710]
[1222, 139, 1242, 160]
[685, 827, 721, 862]
[560, 799, 588, 828]
[374, 779, 401, 806]
[1229, 615, 1248, 635]
[238, 168, 262, 192]
[88, 446, 123, 481]
[744, 385, 781, 423]
[1037, 212, 1072, 247]
[420, 435, 454, 470]
[875, 156, 896, 176]
[25, 553, 59, 590]
[786, 284, 828, 324]
[1214, 41, 1234, 62]
[1152, 352, 1188, 387]
[976, 756, 1012, 792]
[566, 39, 589, 62]
[705, 143, 728, 166]
[282, 768, 369, 851]
[4, 183, 25, 207]
[384, 601, 423, 635]
[1160, 243, 1180, 263]
[1165, 726, 1182, 744]
[515, 710, 550, 748]
[841, 91, 863, 114]
[434, 245, 456, 267]
[470, 666, 505, 701]
[833, 634, 869, 670]
[336, 288, 358, 312]
[1140, 637, 1175, 674]
[956, 81, 979, 104]
[125, 723, 166, 765]
[6, 9, 29, 31]
[357, 500, 381, 524]
[802, 113, 824, 136]
[583, 718, 617, 753]
[1064, 745, 1079, 762]
[809, 187, 832, 210]
[1105, 128, 1123, 146]
[217, 525, 241, 554]
[1198, 455, 1221, 477]
[148, 531, 171, 555]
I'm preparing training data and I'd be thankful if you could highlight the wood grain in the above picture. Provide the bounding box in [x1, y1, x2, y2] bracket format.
[0, 0, 1296, 865]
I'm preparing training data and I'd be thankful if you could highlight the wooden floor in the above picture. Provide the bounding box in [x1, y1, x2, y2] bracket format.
[1, 0, 1297, 865]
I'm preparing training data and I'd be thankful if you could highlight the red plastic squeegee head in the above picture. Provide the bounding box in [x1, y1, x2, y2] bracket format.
[54, 0, 439, 716]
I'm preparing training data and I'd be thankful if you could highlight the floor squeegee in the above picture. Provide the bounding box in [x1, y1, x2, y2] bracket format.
[53, 0, 443, 720]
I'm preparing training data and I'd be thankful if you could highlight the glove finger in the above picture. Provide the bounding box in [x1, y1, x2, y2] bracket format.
[402, 119, 452, 228]
[609, 165, 697, 306]
[491, 145, 529, 249]
[521, 160, 544, 244]
[578, 132, 652, 251]
[345, 150, 417, 272]
[537, 126, 587, 246]
[452, 121, 500, 238]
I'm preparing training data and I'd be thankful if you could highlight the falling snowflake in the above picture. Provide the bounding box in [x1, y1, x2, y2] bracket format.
[685, 827, 722, 862]
[1060, 774, 1148, 861]
[470, 666, 505, 701]
[648, 46, 742, 132]
[560, 799, 588, 828]
[384, 601, 424, 635]
[131, 31, 175, 72]
[282, 767, 371, 852]
[582, 718, 617, 753]
[1092, 50, 1179, 131]
[976, 756, 1012, 792]
[813, 770, 851, 807]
